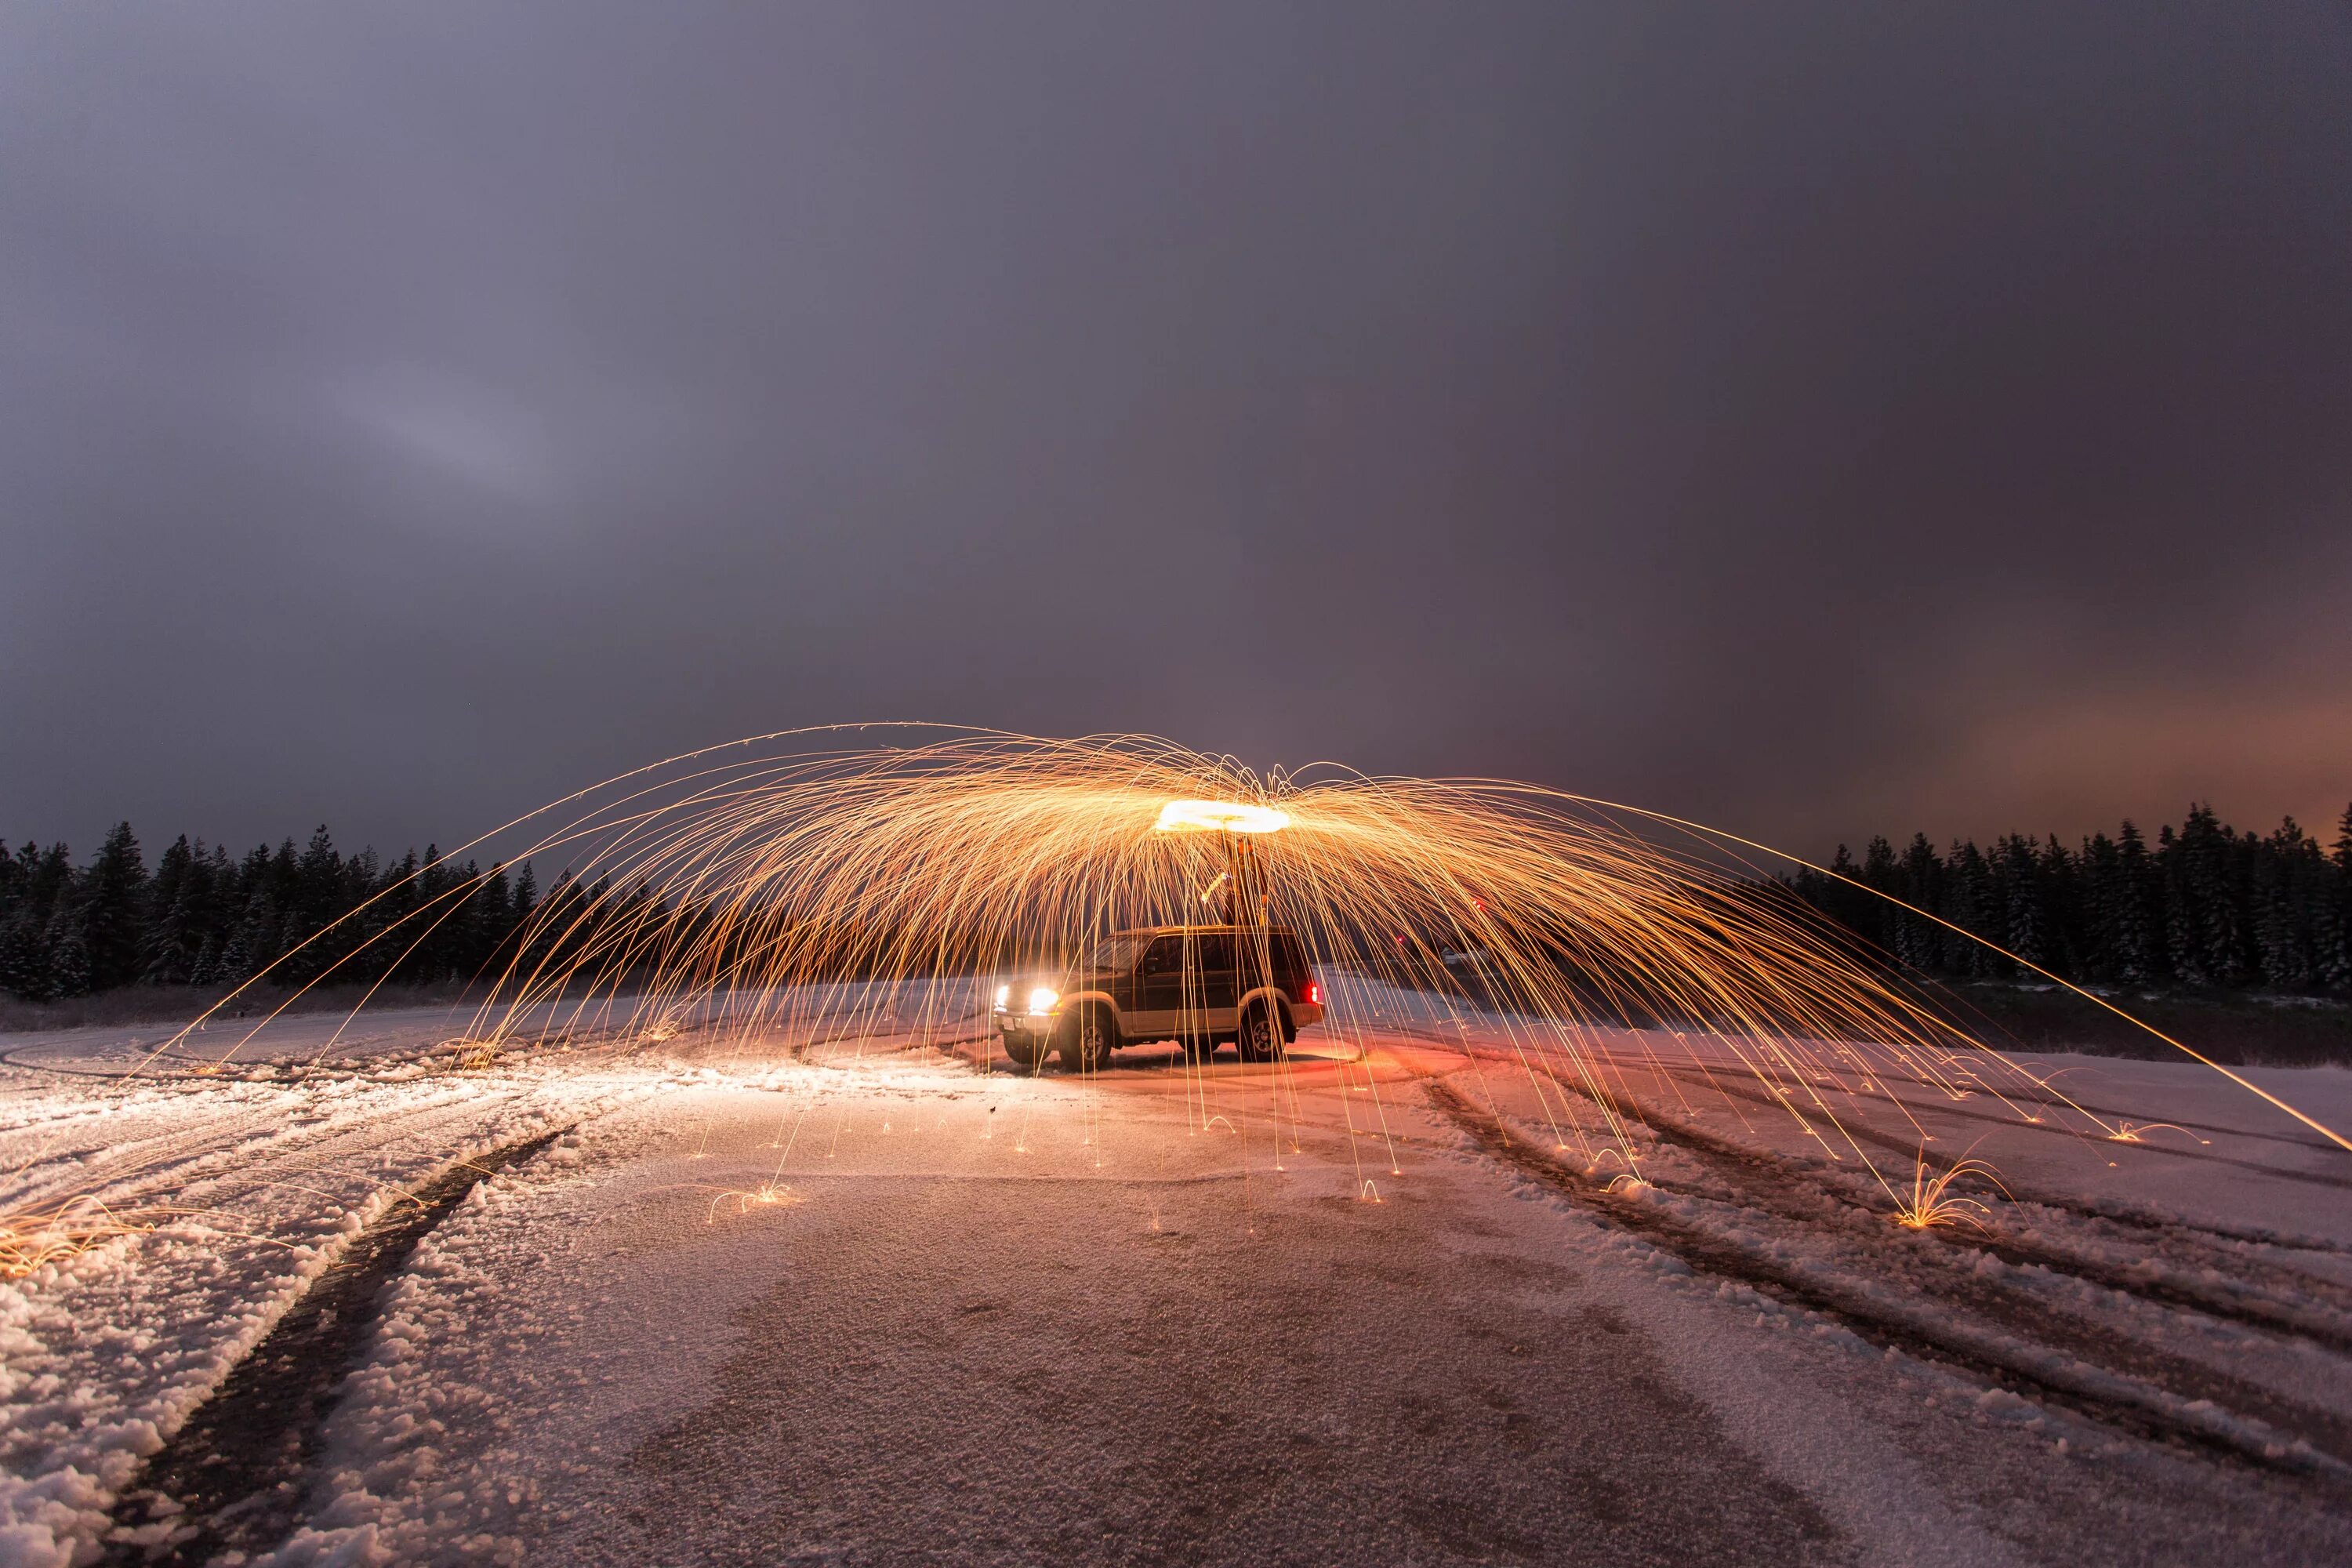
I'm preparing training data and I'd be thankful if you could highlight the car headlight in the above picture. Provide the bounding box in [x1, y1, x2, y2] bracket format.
[994, 984, 1011, 1008]
[1027, 986, 1059, 1014]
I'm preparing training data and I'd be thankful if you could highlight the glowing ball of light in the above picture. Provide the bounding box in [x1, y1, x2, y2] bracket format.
[1154, 799, 1290, 835]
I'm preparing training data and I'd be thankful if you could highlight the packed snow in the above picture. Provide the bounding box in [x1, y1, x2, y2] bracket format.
[3, 990, 2350, 1566]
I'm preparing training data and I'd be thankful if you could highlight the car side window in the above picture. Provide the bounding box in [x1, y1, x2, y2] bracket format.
[1140, 936, 1181, 976]
[1192, 935, 1232, 974]
[1229, 935, 1265, 985]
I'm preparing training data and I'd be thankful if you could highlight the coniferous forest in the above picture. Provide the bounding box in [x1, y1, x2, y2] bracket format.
[1785, 803, 2352, 996]
[0, 824, 580, 1007]
[4, 804, 2350, 1019]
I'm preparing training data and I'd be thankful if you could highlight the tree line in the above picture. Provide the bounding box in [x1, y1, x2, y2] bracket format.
[0, 823, 592, 1003]
[1787, 803, 2352, 994]
[11, 802, 2351, 1007]
[0, 820, 1009, 1007]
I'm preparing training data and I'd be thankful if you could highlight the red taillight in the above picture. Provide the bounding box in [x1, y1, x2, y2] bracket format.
[1305, 978, 1323, 1007]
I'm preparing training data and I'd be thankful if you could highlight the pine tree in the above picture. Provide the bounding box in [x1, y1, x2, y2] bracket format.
[0, 840, 37, 998]
[474, 863, 514, 973]
[527, 870, 579, 972]
[448, 858, 485, 978]
[220, 884, 281, 992]
[2, 843, 72, 1000]
[1996, 835, 2045, 970]
[381, 846, 428, 982]
[2038, 834, 2081, 977]
[28, 843, 72, 908]
[143, 834, 204, 985]
[1856, 837, 1899, 956]
[268, 837, 301, 924]
[2319, 804, 2352, 991]
[75, 822, 148, 993]
[280, 825, 345, 983]
[0, 909, 48, 1000]
[1893, 834, 1942, 972]
[45, 908, 91, 997]
[2114, 821, 2160, 985]
[336, 844, 383, 983]
[412, 846, 452, 982]
[2184, 804, 2246, 985]
[2081, 831, 2122, 982]
[579, 875, 615, 978]
[2254, 818, 2316, 992]
[1818, 844, 1879, 955]
[1941, 840, 1998, 976]
[2160, 822, 2205, 985]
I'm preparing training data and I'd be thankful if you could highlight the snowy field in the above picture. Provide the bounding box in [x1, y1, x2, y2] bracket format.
[4, 992, 2351, 1566]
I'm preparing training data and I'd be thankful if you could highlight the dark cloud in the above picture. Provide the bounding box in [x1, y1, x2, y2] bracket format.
[5, 2, 2349, 862]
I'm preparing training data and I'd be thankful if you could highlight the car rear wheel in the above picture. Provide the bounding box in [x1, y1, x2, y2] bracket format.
[1060, 1007, 1116, 1073]
[1236, 1003, 1285, 1064]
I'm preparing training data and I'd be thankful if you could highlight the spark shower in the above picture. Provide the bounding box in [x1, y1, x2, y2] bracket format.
[158, 726, 2349, 1210]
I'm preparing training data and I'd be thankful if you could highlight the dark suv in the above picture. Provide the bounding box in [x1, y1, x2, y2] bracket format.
[993, 925, 1325, 1071]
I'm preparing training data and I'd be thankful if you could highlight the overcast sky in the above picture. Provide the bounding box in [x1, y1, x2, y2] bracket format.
[4, 2, 2348, 863]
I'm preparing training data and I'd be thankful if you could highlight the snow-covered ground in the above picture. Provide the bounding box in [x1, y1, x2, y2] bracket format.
[4, 994, 2350, 1566]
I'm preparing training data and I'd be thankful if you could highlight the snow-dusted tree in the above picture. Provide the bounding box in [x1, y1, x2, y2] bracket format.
[2111, 821, 2158, 985]
[143, 834, 206, 985]
[2252, 819, 2318, 992]
[1890, 834, 1942, 972]
[2322, 804, 2352, 992]
[1995, 834, 2045, 971]
[45, 911, 91, 998]
[0, 909, 49, 1000]
[74, 822, 147, 993]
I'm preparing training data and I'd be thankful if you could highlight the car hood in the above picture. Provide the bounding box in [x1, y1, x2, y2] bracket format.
[1002, 967, 1116, 996]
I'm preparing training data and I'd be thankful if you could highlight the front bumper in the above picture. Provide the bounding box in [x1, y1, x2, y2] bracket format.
[993, 1007, 1062, 1042]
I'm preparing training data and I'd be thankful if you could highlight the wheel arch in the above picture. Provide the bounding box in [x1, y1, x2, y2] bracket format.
[1238, 986, 1295, 1041]
[1060, 993, 1123, 1040]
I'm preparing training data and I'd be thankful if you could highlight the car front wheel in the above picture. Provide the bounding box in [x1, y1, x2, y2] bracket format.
[1060, 1007, 1116, 1073]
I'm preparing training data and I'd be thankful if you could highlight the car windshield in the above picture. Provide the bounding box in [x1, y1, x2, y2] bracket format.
[1085, 933, 1154, 972]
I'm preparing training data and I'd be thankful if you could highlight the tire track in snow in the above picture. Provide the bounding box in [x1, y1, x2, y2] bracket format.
[1427, 1076, 2352, 1483]
[1783, 1058, 2343, 1157]
[1643, 1062, 2352, 1271]
[1, 1076, 531, 1236]
[94, 1126, 573, 1568]
[1579, 1074, 2352, 1358]
[1662, 1062, 2352, 1192]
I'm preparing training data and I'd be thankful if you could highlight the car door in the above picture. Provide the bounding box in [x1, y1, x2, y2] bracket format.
[1187, 932, 1238, 1036]
[1131, 935, 1185, 1039]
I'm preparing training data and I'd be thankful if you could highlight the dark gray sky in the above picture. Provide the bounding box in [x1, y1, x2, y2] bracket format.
[5, 2, 2350, 863]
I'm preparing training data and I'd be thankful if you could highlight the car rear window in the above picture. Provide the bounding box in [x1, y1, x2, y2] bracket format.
[1271, 932, 1310, 987]
[1228, 931, 1306, 986]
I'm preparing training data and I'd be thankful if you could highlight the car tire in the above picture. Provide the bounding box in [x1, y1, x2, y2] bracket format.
[1236, 1003, 1285, 1064]
[1002, 1032, 1046, 1071]
[1060, 1007, 1116, 1073]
